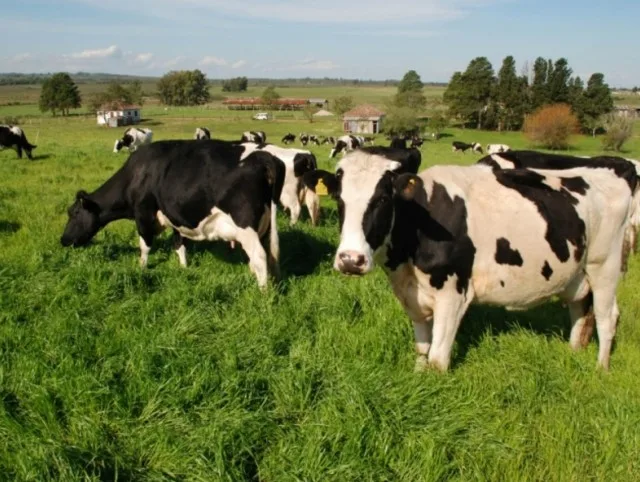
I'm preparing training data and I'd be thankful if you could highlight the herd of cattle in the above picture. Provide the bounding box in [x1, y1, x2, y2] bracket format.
[2, 121, 638, 372]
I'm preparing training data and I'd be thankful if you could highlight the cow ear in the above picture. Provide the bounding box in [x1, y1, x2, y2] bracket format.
[394, 174, 423, 201]
[302, 170, 338, 196]
[293, 153, 317, 177]
[76, 190, 100, 213]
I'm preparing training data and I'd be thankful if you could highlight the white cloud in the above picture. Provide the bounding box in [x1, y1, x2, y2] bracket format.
[289, 59, 340, 71]
[200, 56, 228, 67]
[68, 44, 121, 59]
[231, 60, 246, 69]
[12, 53, 33, 62]
[163, 56, 185, 68]
[133, 52, 154, 64]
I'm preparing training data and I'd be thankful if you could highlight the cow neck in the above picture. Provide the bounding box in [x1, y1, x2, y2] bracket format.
[91, 170, 134, 225]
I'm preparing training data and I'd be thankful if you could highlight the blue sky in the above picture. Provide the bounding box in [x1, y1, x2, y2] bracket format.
[2, 0, 639, 86]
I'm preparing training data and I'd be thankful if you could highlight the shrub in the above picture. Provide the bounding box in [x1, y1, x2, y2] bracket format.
[524, 103, 579, 150]
[601, 114, 634, 152]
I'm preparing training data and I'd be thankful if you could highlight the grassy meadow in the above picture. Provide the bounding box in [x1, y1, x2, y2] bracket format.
[1, 84, 640, 481]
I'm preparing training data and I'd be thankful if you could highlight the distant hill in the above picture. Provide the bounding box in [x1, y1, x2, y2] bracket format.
[0, 72, 447, 88]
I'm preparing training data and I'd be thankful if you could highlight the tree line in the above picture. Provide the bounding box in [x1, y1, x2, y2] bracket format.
[443, 56, 614, 134]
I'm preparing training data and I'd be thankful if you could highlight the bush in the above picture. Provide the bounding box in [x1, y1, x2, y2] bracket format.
[601, 114, 634, 152]
[524, 103, 579, 149]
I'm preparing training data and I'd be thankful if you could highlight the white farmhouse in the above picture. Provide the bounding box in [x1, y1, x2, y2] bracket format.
[97, 102, 142, 127]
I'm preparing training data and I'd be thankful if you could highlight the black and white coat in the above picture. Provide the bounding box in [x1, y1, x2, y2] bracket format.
[62, 140, 285, 288]
[114, 127, 153, 153]
[329, 135, 365, 158]
[241, 131, 266, 144]
[306, 150, 634, 372]
[194, 127, 211, 140]
[0, 125, 36, 159]
[452, 141, 482, 154]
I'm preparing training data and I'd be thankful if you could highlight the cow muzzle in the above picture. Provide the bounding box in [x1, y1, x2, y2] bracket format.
[335, 250, 369, 275]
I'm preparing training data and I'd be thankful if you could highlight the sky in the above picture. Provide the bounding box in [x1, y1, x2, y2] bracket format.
[1, 0, 639, 86]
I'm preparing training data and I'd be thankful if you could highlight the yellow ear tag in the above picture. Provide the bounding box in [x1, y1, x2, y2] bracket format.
[408, 179, 416, 186]
[316, 179, 328, 196]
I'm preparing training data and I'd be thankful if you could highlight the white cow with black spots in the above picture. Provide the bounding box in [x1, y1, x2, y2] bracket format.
[113, 127, 153, 153]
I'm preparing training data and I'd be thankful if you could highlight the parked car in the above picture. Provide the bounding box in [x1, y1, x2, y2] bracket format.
[253, 112, 271, 121]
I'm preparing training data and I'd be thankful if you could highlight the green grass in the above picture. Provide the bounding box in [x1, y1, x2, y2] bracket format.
[1, 98, 640, 480]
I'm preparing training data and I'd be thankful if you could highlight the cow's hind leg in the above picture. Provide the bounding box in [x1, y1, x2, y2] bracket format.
[135, 206, 158, 268]
[428, 288, 474, 371]
[172, 229, 187, 267]
[568, 293, 595, 351]
[236, 228, 269, 289]
[304, 189, 320, 226]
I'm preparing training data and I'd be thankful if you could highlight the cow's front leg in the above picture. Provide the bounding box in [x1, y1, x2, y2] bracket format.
[172, 229, 188, 267]
[428, 288, 474, 371]
[413, 317, 433, 372]
[236, 228, 268, 289]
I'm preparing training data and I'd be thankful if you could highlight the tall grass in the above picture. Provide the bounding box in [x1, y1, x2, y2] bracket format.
[0, 104, 640, 480]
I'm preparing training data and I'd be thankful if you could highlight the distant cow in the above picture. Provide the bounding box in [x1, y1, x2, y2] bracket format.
[61, 140, 285, 288]
[282, 133, 296, 145]
[242, 143, 320, 226]
[363, 136, 375, 145]
[486, 143, 510, 154]
[410, 136, 424, 149]
[114, 127, 153, 153]
[389, 136, 407, 149]
[299, 133, 310, 146]
[241, 131, 266, 144]
[194, 127, 211, 140]
[329, 135, 365, 158]
[321, 136, 336, 145]
[0, 125, 36, 160]
[309, 135, 320, 146]
[452, 141, 482, 154]
[307, 150, 634, 371]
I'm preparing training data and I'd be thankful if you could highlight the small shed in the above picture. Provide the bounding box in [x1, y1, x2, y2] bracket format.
[313, 109, 334, 117]
[614, 105, 640, 119]
[343, 104, 385, 134]
[97, 102, 142, 127]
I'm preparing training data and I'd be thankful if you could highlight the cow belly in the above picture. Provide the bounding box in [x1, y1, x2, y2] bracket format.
[157, 208, 241, 242]
[471, 260, 588, 309]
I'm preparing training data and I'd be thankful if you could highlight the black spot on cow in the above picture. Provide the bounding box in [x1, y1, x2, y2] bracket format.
[495, 237, 523, 266]
[541, 261, 553, 280]
[493, 169, 586, 264]
[560, 176, 590, 195]
[500, 280, 505, 287]
[386, 181, 475, 294]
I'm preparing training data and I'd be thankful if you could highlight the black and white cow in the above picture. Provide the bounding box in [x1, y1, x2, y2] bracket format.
[307, 150, 634, 371]
[478, 150, 640, 261]
[114, 127, 153, 153]
[194, 127, 211, 140]
[241, 131, 266, 144]
[282, 133, 296, 145]
[241, 143, 320, 225]
[329, 135, 365, 158]
[363, 136, 376, 145]
[309, 135, 320, 146]
[61, 140, 285, 288]
[452, 141, 482, 154]
[486, 143, 510, 154]
[299, 133, 310, 146]
[389, 136, 407, 149]
[0, 125, 36, 160]
[321, 136, 336, 145]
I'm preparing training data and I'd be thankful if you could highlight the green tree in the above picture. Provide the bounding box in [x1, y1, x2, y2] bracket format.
[530, 57, 550, 109]
[302, 104, 318, 123]
[394, 70, 426, 109]
[547, 58, 572, 104]
[87, 81, 145, 114]
[495, 55, 528, 131]
[427, 113, 448, 139]
[127, 80, 145, 105]
[459, 57, 495, 129]
[602, 113, 633, 151]
[39, 72, 81, 116]
[333, 96, 355, 116]
[222, 77, 248, 92]
[260, 85, 281, 109]
[157, 70, 210, 106]
[580, 73, 614, 136]
[383, 104, 422, 137]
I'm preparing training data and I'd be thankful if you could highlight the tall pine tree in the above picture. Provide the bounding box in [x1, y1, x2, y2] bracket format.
[496, 55, 528, 131]
[547, 58, 572, 103]
[530, 57, 550, 109]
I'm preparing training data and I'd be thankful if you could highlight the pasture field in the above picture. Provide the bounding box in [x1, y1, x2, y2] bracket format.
[1, 96, 640, 480]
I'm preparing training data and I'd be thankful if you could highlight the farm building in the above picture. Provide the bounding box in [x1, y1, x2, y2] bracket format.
[96, 102, 142, 127]
[343, 104, 385, 134]
[223, 98, 308, 111]
[614, 105, 640, 118]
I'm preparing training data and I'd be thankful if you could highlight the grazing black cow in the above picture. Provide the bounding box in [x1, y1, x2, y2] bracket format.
[194, 127, 211, 140]
[452, 141, 482, 154]
[282, 133, 296, 145]
[0, 125, 36, 160]
[241, 131, 266, 144]
[329, 135, 365, 158]
[308, 150, 634, 371]
[61, 140, 285, 288]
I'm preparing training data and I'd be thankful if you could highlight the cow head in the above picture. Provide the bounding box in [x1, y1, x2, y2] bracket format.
[113, 135, 133, 153]
[60, 191, 102, 247]
[329, 140, 347, 159]
[304, 152, 422, 275]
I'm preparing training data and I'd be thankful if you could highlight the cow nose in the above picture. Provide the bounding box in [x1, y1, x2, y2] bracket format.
[337, 250, 366, 274]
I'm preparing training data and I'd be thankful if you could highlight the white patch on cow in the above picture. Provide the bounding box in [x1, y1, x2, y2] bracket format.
[113, 139, 120, 153]
[334, 152, 401, 272]
[9, 126, 23, 136]
[542, 175, 562, 191]
[156, 206, 272, 287]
